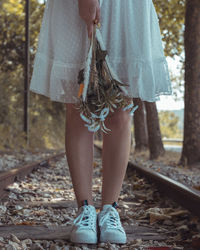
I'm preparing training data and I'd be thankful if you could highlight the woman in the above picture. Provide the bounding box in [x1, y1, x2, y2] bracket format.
[29, 0, 173, 244]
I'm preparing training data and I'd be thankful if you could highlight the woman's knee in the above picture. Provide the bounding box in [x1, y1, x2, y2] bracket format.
[65, 103, 94, 132]
[65, 104, 132, 130]
[65, 103, 83, 127]
[105, 108, 132, 130]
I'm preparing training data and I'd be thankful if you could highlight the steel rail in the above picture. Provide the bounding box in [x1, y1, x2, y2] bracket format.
[0, 151, 65, 198]
[93, 142, 200, 218]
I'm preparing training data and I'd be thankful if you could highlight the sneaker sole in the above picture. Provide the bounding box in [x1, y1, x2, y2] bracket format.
[99, 238, 127, 244]
[99, 228, 127, 244]
[70, 226, 98, 244]
[70, 236, 98, 244]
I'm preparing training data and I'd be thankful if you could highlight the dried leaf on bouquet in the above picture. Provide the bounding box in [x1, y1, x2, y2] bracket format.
[73, 24, 139, 133]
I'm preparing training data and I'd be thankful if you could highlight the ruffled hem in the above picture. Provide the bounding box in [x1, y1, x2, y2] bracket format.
[95, 28, 173, 103]
[107, 56, 173, 103]
[29, 52, 84, 103]
[29, 50, 173, 104]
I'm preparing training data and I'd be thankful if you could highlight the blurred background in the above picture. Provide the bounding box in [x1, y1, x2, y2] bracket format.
[0, 0, 199, 167]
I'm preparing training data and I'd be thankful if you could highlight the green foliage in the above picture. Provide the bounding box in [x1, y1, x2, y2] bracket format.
[154, 0, 185, 58]
[158, 110, 182, 139]
[0, 0, 46, 71]
[0, 0, 186, 151]
[0, 0, 65, 151]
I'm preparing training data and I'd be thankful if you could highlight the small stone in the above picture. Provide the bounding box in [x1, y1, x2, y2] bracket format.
[42, 240, 50, 248]
[5, 244, 16, 250]
[0, 237, 5, 242]
[0, 205, 7, 213]
[98, 243, 106, 247]
[15, 205, 23, 210]
[43, 193, 51, 198]
[177, 225, 189, 232]
[10, 234, 21, 244]
[69, 247, 81, 250]
[62, 246, 70, 250]
[30, 242, 44, 250]
[8, 240, 21, 250]
[8, 193, 18, 200]
[49, 244, 61, 250]
[81, 246, 90, 250]
[21, 239, 32, 245]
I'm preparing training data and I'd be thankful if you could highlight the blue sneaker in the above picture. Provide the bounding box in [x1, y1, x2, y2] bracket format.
[97, 202, 127, 244]
[70, 200, 97, 244]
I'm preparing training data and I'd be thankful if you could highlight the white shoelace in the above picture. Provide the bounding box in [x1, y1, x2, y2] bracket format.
[73, 205, 96, 230]
[99, 207, 123, 230]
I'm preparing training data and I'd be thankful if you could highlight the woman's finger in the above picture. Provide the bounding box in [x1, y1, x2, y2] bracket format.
[87, 23, 93, 40]
[88, 7, 100, 39]
[95, 6, 101, 24]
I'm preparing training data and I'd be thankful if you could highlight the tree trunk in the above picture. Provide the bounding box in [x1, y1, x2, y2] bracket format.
[179, 0, 200, 166]
[144, 101, 165, 159]
[133, 98, 148, 151]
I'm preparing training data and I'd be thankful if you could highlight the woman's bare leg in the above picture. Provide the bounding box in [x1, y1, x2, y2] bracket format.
[65, 103, 94, 209]
[101, 107, 132, 210]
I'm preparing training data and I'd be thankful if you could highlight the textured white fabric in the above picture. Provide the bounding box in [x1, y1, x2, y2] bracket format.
[29, 0, 173, 103]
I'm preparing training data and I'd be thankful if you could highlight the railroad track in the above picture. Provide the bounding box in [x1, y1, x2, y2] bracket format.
[0, 144, 199, 249]
[0, 147, 101, 200]
[0, 151, 66, 199]
[94, 141, 200, 219]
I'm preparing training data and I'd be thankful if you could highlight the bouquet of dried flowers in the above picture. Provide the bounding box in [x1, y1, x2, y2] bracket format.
[73, 23, 138, 133]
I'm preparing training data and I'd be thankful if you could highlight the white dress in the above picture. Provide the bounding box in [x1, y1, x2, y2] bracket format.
[29, 0, 173, 104]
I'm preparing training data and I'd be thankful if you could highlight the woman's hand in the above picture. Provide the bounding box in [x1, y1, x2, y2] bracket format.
[78, 0, 101, 39]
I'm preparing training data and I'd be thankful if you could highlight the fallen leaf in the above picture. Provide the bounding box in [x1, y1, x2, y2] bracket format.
[149, 212, 171, 224]
[193, 185, 200, 191]
[168, 209, 189, 217]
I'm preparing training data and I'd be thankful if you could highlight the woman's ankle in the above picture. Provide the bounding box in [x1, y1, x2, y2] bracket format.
[100, 201, 118, 211]
[77, 199, 94, 209]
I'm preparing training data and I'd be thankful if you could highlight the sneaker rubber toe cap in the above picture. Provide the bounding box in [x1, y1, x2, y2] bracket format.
[100, 229, 127, 244]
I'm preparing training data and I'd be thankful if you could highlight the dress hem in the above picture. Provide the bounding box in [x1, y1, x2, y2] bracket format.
[29, 50, 173, 104]
[29, 86, 173, 104]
